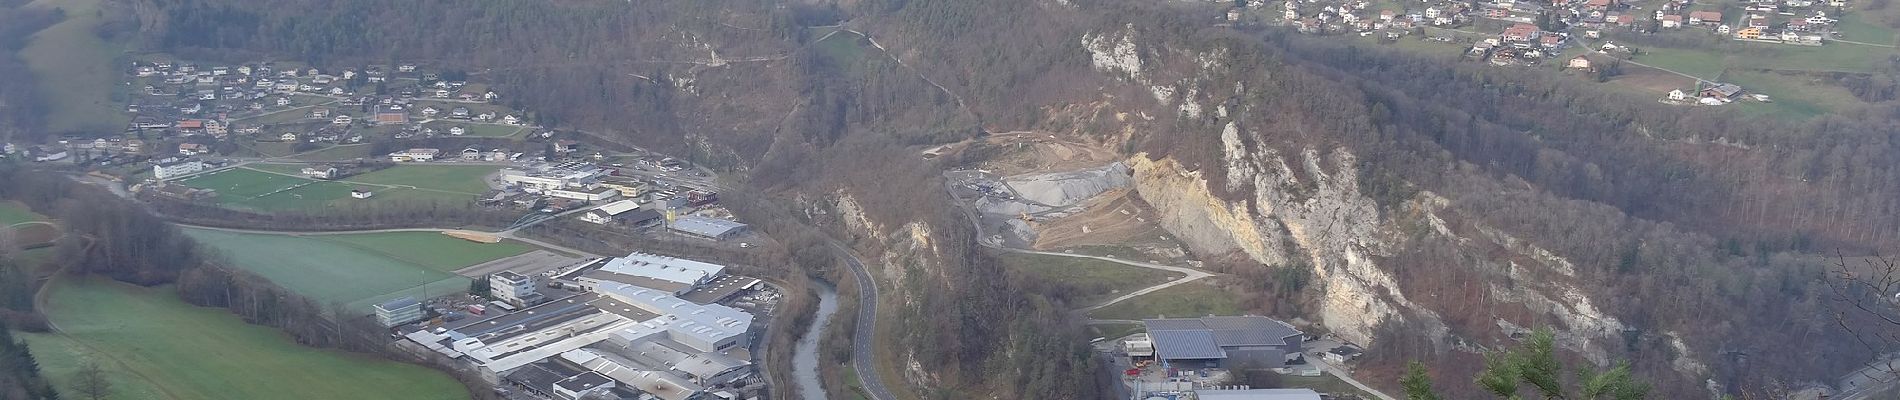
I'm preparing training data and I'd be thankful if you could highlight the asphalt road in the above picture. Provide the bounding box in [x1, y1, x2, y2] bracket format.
[830, 240, 898, 400]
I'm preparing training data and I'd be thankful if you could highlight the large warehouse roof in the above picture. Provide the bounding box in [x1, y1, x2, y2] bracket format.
[600, 252, 726, 288]
[1148, 330, 1226, 360]
[670, 216, 746, 238]
[1194, 388, 1322, 400]
[1143, 316, 1302, 360]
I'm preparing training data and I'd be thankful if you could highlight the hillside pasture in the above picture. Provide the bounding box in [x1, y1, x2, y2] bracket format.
[28, 277, 469, 400]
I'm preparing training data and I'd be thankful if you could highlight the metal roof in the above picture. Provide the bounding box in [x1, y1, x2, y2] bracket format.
[376, 296, 419, 311]
[593, 199, 642, 215]
[1143, 316, 1302, 347]
[670, 216, 747, 238]
[1194, 389, 1322, 400]
[1148, 330, 1227, 360]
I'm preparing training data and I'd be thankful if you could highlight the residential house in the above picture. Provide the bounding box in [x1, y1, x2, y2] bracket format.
[204, 120, 228, 137]
[451, 107, 471, 119]
[1667, 89, 1690, 101]
[332, 115, 353, 125]
[177, 143, 208, 156]
[421, 107, 440, 117]
[1688, 10, 1722, 25]
[375, 112, 409, 125]
[351, 188, 374, 199]
[1502, 23, 1542, 43]
[1735, 26, 1763, 38]
[279, 132, 300, 142]
[1660, 14, 1682, 28]
[176, 119, 206, 131]
[502, 115, 520, 125]
[460, 148, 482, 161]
[449, 126, 468, 136]
[1566, 56, 1593, 70]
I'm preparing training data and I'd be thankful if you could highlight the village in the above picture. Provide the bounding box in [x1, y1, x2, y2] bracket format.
[1229, 0, 1884, 109]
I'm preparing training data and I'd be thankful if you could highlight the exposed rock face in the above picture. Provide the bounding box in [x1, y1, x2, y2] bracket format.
[1002, 162, 1132, 209]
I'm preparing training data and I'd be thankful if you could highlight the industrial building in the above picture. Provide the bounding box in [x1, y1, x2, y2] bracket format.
[490, 271, 544, 308]
[668, 216, 749, 241]
[1193, 388, 1321, 400]
[388, 148, 441, 162]
[500, 162, 606, 191]
[151, 157, 204, 180]
[375, 297, 425, 327]
[402, 282, 754, 385]
[580, 199, 642, 224]
[1142, 316, 1303, 368]
[573, 252, 727, 295]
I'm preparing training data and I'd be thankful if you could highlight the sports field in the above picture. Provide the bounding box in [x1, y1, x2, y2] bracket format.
[178, 168, 313, 200]
[343, 165, 497, 194]
[24, 277, 468, 400]
[182, 228, 514, 312]
[179, 167, 476, 212]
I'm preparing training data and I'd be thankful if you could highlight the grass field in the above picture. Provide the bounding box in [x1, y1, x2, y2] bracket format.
[0, 201, 44, 225]
[178, 168, 313, 200]
[1089, 280, 1243, 320]
[1087, 322, 1145, 341]
[292, 144, 376, 161]
[343, 165, 496, 194]
[26, 277, 468, 400]
[182, 228, 481, 312]
[179, 167, 476, 211]
[313, 231, 534, 272]
[20, 0, 130, 134]
[998, 253, 1183, 306]
[1723, 69, 1868, 119]
[422, 121, 523, 137]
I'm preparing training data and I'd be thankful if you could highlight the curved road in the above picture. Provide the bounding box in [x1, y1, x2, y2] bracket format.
[829, 241, 898, 400]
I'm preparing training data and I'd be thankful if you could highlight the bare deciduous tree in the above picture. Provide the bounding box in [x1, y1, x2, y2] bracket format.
[72, 360, 111, 400]
[1826, 254, 1900, 396]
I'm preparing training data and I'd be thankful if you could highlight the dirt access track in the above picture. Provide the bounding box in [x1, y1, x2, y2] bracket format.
[930, 131, 1123, 176]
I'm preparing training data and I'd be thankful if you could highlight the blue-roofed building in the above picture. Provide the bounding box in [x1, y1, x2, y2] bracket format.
[1142, 316, 1302, 368]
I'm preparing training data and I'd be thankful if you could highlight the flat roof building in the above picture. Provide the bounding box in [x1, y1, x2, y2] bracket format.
[491, 271, 544, 308]
[575, 253, 726, 295]
[1143, 316, 1302, 368]
[669, 216, 748, 241]
[1194, 388, 1322, 400]
[374, 297, 424, 327]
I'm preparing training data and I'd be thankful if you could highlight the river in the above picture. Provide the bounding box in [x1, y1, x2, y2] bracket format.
[792, 283, 840, 400]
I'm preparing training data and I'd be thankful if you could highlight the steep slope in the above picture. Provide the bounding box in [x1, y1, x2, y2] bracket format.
[129, 0, 1895, 398]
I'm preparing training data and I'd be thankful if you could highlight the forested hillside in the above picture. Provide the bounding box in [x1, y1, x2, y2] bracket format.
[126, 0, 1900, 398]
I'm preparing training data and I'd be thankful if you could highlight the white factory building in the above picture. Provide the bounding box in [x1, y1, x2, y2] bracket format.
[151, 158, 205, 180]
[405, 282, 752, 375]
[489, 271, 544, 308]
[575, 252, 726, 295]
[499, 162, 605, 191]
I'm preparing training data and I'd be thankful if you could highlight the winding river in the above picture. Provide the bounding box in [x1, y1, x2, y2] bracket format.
[792, 283, 840, 400]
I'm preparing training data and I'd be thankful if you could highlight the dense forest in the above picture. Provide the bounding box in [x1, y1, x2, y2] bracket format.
[89, 0, 1900, 397]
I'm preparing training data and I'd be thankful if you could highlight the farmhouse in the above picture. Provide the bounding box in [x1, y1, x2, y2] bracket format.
[1566, 56, 1593, 70]
[152, 158, 205, 180]
[1142, 316, 1303, 369]
[1501, 23, 1541, 43]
